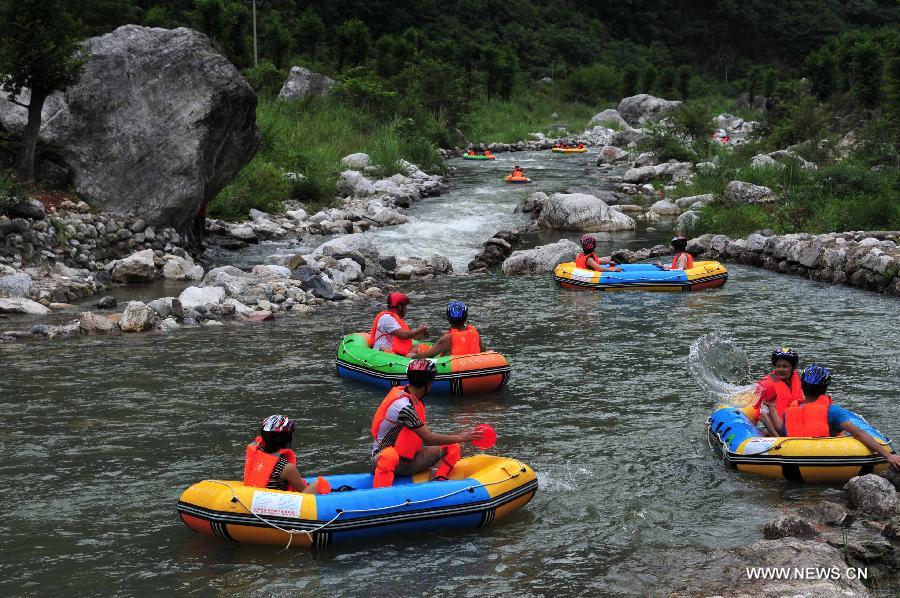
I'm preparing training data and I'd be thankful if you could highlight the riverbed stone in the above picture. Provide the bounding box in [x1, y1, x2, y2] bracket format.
[0, 297, 50, 315]
[161, 254, 203, 281]
[589, 108, 627, 128]
[179, 285, 226, 310]
[674, 194, 714, 210]
[622, 165, 657, 184]
[537, 193, 635, 232]
[146, 297, 183, 319]
[78, 310, 114, 334]
[675, 211, 700, 235]
[336, 170, 376, 197]
[763, 515, 820, 540]
[314, 233, 379, 258]
[502, 239, 580, 275]
[724, 180, 775, 204]
[119, 300, 156, 332]
[598, 146, 628, 164]
[650, 200, 680, 216]
[844, 474, 898, 517]
[108, 249, 156, 283]
[0, 273, 33, 298]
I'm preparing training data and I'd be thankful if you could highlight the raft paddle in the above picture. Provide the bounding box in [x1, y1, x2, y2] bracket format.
[472, 424, 497, 450]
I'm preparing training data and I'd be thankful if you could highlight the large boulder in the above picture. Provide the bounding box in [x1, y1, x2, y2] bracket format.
[724, 180, 775, 204]
[277, 66, 335, 100]
[0, 26, 259, 234]
[109, 249, 156, 283]
[161, 254, 204, 281]
[616, 94, 682, 126]
[0, 273, 33, 298]
[622, 165, 657, 184]
[314, 233, 379, 258]
[340, 153, 371, 171]
[536, 193, 635, 232]
[336, 170, 376, 197]
[844, 474, 898, 518]
[598, 145, 628, 164]
[649, 200, 680, 216]
[502, 239, 581, 275]
[589, 109, 627, 129]
[178, 285, 226, 310]
[0, 297, 50, 315]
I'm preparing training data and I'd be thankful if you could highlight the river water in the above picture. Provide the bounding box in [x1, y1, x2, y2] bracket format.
[2, 151, 899, 596]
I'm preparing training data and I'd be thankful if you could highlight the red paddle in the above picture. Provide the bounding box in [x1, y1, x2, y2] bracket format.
[472, 424, 497, 450]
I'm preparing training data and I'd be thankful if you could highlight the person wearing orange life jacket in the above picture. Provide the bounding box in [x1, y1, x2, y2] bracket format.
[416, 301, 486, 358]
[769, 365, 900, 470]
[656, 235, 694, 270]
[511, 165, 525, 178]
[243, 415, 331, 494]
[370, 360, 483, 488]
[575, 234, 618, 272]
[369, 292, 429, 357]
[467, 149, 476, 156]
[753, 347, 804, 436]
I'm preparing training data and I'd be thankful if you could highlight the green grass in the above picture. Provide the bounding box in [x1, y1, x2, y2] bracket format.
[0, 167, 26, 212]
[210, 96, 444, 220]
[462, 92, 599, 144]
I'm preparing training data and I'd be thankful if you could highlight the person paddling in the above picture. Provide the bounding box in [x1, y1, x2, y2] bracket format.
[657, 236, 694, 270]
[753, 347, 804, 436]
[575, 234, 617, 271]
[243, 415, 330, 494]
[417, 301, 486, 358]
[370, 292, 429, 357]
[769, 366, 900, 470]
[370, 360, 483, 488]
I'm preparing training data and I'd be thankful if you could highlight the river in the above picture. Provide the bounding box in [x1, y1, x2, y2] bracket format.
[2, 151, 898, 596]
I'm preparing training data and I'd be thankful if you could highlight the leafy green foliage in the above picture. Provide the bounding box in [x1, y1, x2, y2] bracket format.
[561, 63, 621, 104]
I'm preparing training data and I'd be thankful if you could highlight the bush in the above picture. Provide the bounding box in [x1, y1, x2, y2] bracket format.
[210, 161, 289, 220]
[242, 60, 284, 97]
[561, 63, 621, 105]
[0, 167, 25, 212]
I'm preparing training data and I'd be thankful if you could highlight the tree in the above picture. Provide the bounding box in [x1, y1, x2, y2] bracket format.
[295, 8, 325, 60]
[621, 64, 640, 98]
[745, 66, 762, 103]
[804, 50, 836, 99]
[761, 68, 779, 98]
[335, 19, 372, 69]
[260, 10, 293, 68]
[0, 0, 85, 180]
[657, 66, 676, 96]
[641, 65, 657, 94]
[676, 65, 692, 100]
[850, 41, 884, 109]
[188, 0, 249, 67]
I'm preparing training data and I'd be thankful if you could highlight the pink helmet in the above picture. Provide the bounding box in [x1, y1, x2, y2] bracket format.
[580, 234, 596, 252]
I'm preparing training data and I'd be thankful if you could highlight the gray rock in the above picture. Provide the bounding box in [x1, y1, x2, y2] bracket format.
[611, 127, 647, 147]
[515, 191, 548, 215]
[202, 266, 256, 295]
[277, 66, 335, 100]
[880, 468, 900, 491]
[314, 233, 379, 258]
[844, 474, 898, 517]
[161, 254, 203, 280]
[427, 254, 453, 274]
[78, 311, 114, 334]
[178, 285, 226, 310]
[501, 239, 581, 275]
[119, 300, 157, 332]
[634, 152, 657, 167]
[370, 207, 409, 226]
[0, 297, 50, 315]
[884, 516, 900, 540]
[674, 194, 714, 210]
[109, 249, 156, 283]
[378, 255, 397, 271]
[724, 180, 775, 204]
[300, 274, 338, 300]
[650, 200, 680, 216]
[675, 211, 700, 235]
[341, 152, 371, 171]
[0, 26, 259, 234]
[598, 145, 628, 164]
[0, 274, 33, 299]
[537, 193, 636, 232]
[763, 515, 819, 540]
[751, 154, 785, 170]
[229, 225, 258, 242]
[285, 208, 308, 221]
[843, 539, 894, 562]
[4, 198, 47, 220]
[336, 170, 376, 197]
[616, 94, 682, 126]
[146, 297, 182, 319]
[157, 317, 180, 332]
[588, 109, 627, 129]
[96, 296, 117, 309]
[622, 165, 657, 184]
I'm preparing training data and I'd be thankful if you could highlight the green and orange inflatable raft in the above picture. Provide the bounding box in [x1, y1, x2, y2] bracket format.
[336, 333, 510, 395]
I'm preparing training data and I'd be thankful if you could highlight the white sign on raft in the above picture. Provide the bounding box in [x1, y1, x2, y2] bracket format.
[743, 438, 778, 455]
[250, 490, 303, 518]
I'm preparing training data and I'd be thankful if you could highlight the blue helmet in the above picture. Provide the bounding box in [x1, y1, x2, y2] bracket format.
[447, 300, 468, 324]
[771, 347, 799, 367]
[800, 365, 832, 388]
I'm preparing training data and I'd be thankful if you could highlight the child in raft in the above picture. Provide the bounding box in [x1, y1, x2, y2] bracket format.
[510, 165, 525, 178]
[656, 236, 694, 270]
[243, 415, 331, 494]
[753, 347, 803, 436]
[575, 234, 618, 271]
[416, 301, 486, 358]
[768, 366, 900, 470]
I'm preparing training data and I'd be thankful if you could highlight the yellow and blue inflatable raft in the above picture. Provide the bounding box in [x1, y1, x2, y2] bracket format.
[178, 455, 537, 548]
[554, 261, 728, 292]
[707, 402, 894, 483]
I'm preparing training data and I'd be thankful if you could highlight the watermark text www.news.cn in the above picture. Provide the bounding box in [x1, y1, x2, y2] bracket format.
[746, 566, 868, 581]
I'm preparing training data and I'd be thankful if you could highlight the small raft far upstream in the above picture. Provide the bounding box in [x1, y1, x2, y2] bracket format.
[554, 261, 728, 292]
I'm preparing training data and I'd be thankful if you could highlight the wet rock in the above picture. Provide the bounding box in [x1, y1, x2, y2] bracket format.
[725, 180, 775, 204]
[161, 254, 203, 281]
[843, 539, 894, 563]
[650, 200, 680, 216]
[502, 239, 580, 275]
[377, 255, 397, 271]
[277, 66, 335, 100]
[883, 516, 900, 540]
[178, 286, 226, 310]
[146, 297, 182, 319]
[598, 145, 628, 164]
[880, 468, 900, 491]
[336, 170, 376, 197]
[96, 295, 117, 309]
[537, 193, 635, 232]
[109, 249, 156, 283]
[229, 224, 258, 242]
[427, 254, 453, 274]
[314, 233, 379, 258]
[202, 265, 256, 295]
[844, 474, 898, 517]
[78, 310, 114, 334]
[515, 191, 548, 215]
[617, 94, 682, 126]
[0, 298, 50, 315]
[245, 310, 275, 322]
[0, 273, 33, 298]
[4, 198, 46, 220]
[763, 515, 820, 540]
[157, 317, 179, 332]
[370, 207, 409, 226]
[675, 211, 700, 235]
[797, 501, 848, 526]
[119, 300, 156, 332]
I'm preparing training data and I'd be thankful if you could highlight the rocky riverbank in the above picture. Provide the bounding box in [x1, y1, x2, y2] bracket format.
[687, 230, 900, 296]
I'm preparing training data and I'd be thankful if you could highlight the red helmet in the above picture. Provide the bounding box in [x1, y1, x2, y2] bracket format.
[387, 292, 409, 307]
[261, 414, 294, 433]
[407, 359, 437, 386]
[580, 234, 596, 252]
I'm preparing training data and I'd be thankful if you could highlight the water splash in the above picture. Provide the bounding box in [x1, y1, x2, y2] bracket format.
[688, 332, 754, 403]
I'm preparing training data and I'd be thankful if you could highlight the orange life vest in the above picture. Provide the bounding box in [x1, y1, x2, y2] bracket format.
[671, 252, 694, 270]
[449, 325, 481, 355]
[784, 395, 833, 437]
[371, 386, 427, 459]
[370, 310, 412, 355]
[575, 252, 617, 271]
[755, 371, 803, 417]
[243, 436, 298, 491]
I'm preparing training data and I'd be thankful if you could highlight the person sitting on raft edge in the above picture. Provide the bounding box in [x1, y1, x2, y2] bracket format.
[656, 235, 694, 270]
[416, 301, 486, 358]
[370, 360, 483, 488]
[244, 415, 331, 494]
[576, 234, 618, 271]
[754, 347, 803, 437]
[769, 365, 900, 470]
[369, 292, 429, 357]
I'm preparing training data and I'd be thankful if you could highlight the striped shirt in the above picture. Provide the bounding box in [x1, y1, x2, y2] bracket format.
[266, 456, 289, 490]
[372, 398, 424, 457]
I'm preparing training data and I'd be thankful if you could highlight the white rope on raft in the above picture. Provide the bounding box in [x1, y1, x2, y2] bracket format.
[203, 463, 526, 550]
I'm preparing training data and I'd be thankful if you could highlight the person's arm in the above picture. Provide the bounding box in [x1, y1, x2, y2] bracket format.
[586, 256, 613, 270]
[416, 334, 451, 358]
[757, 406, 779, 437]
[393, 325, 428, 340]
[769, 405, 785, 436]
[675, 253, 689, 270]
[279, 463, 316, 493]
[841, 421, 900, 470]
[413, 423, 481, 447]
